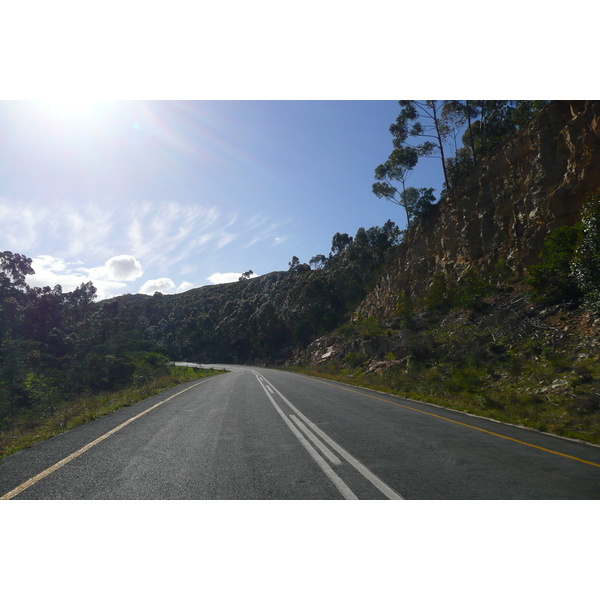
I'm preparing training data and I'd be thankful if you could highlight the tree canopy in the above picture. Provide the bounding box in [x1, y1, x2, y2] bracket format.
[373, 100, 549, 220]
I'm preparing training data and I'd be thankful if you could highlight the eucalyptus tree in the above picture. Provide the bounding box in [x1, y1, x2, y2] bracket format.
[372, 146, 420, 226]
[392, 101, 451, 191]
[330, 233, 353, 256]
[309, 254, 327, 270]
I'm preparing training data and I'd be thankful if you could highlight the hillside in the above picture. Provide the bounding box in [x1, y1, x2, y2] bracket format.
[3, 100, 600, 445]
[94, 220, 401, 364]
[290, 100, 600, 443]
[360, 100, 600, 314]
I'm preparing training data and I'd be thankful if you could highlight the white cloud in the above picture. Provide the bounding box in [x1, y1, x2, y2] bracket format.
[1, 194, 286, 288]
[207, 271, 257, 284]
[105, 255, 143, 281]
[139, 278, 195, 295]
[139, 278, 176, 295]
[88, 255, 143, 282]
[217, 232, 238, 248]
[27, 254, 128, 300]
[207, 272, 242, 284]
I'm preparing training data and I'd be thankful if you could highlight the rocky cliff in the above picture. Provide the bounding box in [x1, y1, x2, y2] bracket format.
[358, 100, 600, 319]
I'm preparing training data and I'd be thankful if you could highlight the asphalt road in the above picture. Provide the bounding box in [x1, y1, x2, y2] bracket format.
[1, 364, 600, 499]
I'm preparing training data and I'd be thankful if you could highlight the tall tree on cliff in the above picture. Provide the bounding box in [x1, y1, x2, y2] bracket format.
[391, 101, 451, 191]
[373, 101, 453, 221]
[372, 146, 420, 226]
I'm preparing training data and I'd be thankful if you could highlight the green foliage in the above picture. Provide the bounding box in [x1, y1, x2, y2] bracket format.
[343, 317, 387, 340]
[572, 190, 600, 313]
[491, 259, 513, 286]
[399, 187, 437, 223]
[0, 251, 35, 292]
[424, 273, 453, 311]
[445, 365, 485, 394]
[395, 292, 416, 329]
[444, 146, 475, 188]
[1, 366, 221, 461]
[376, 100, 550, 208]
[330, 233, 353, 255]
[24, 372, 60, 412]
[309, 255, 327, 270]
[423, 269, 490, 313]
[343, 352, 367, 369]
[293, 319, 313, 345]
[454, 269, 491, 310]
[526, 223, 583, 306]
[0, 214, 404, 430]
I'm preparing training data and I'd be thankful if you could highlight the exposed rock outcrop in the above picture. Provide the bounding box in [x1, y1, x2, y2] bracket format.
[358, 101, 600, 319]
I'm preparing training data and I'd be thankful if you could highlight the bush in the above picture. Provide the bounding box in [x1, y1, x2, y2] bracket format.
[395, 292, 416, 328]
[526, 223, 583, 306]
[454, 269, 491, 310]
[572, 190, 600, 313]
[424, 273, 453, 311]
[354, 317, 386, 340]
[343, 352, 367, 368]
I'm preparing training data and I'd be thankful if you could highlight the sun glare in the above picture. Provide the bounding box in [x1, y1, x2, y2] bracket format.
[38, 98, 106, 117]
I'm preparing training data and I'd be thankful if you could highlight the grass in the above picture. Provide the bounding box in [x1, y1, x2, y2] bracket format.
[0, 365, 223, 462]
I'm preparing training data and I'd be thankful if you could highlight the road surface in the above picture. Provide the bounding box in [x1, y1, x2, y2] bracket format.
[1, 364, 599, 499]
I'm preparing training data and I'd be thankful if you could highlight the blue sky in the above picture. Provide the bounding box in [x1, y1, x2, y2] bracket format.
[0, 100, 445, 299]
[0, 5, 587, 302]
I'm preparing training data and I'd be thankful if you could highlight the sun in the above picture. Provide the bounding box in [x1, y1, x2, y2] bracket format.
[37, 98, 107, 118]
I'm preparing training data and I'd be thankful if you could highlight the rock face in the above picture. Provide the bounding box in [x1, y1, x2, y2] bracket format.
[358, 101, 600, 319]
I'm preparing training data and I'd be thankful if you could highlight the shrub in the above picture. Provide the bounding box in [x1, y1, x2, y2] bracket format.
[343, 352, 367, 368]
[445, 365, 485, 394]
[395, 292, 416, 329]
[354, 317, 386, 340]
[572, 190, 600, 313]
[491, 259, 513, 286]
[526, 223, 583, 306]
[454, 269, 491, 310]
[424, 273, 453, 311]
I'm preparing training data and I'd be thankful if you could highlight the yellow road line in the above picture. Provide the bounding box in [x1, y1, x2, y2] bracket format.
[296, 374, 600, 469]
[1, 378, 213, 500]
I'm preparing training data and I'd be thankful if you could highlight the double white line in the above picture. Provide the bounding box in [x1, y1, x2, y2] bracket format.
[252, 371, 403, 500]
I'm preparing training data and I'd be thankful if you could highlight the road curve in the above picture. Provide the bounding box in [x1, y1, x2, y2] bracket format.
[1, 364, 599, 499]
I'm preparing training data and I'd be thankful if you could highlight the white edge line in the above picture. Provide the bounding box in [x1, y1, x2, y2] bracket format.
[1, 378, 212, 500]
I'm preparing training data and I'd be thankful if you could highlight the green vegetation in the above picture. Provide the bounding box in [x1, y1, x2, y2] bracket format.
[288, 304, 600, 444]
[290, 182, 600, 444]
[0, 250, 228, 455]
[572, 190, 600, 313]
[373, 100, 549, 213]
[0, 218, 402, 438]
[526, 189, 600, 311]
[526, 224, 583, 306]
[0, 364, 221, 461]
[3, 101, 598, 454]
[423, 269, 491, 312]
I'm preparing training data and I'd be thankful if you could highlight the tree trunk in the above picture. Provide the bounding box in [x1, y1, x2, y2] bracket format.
[431, 102, 449, 190]
[466, 100, 477, 166]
